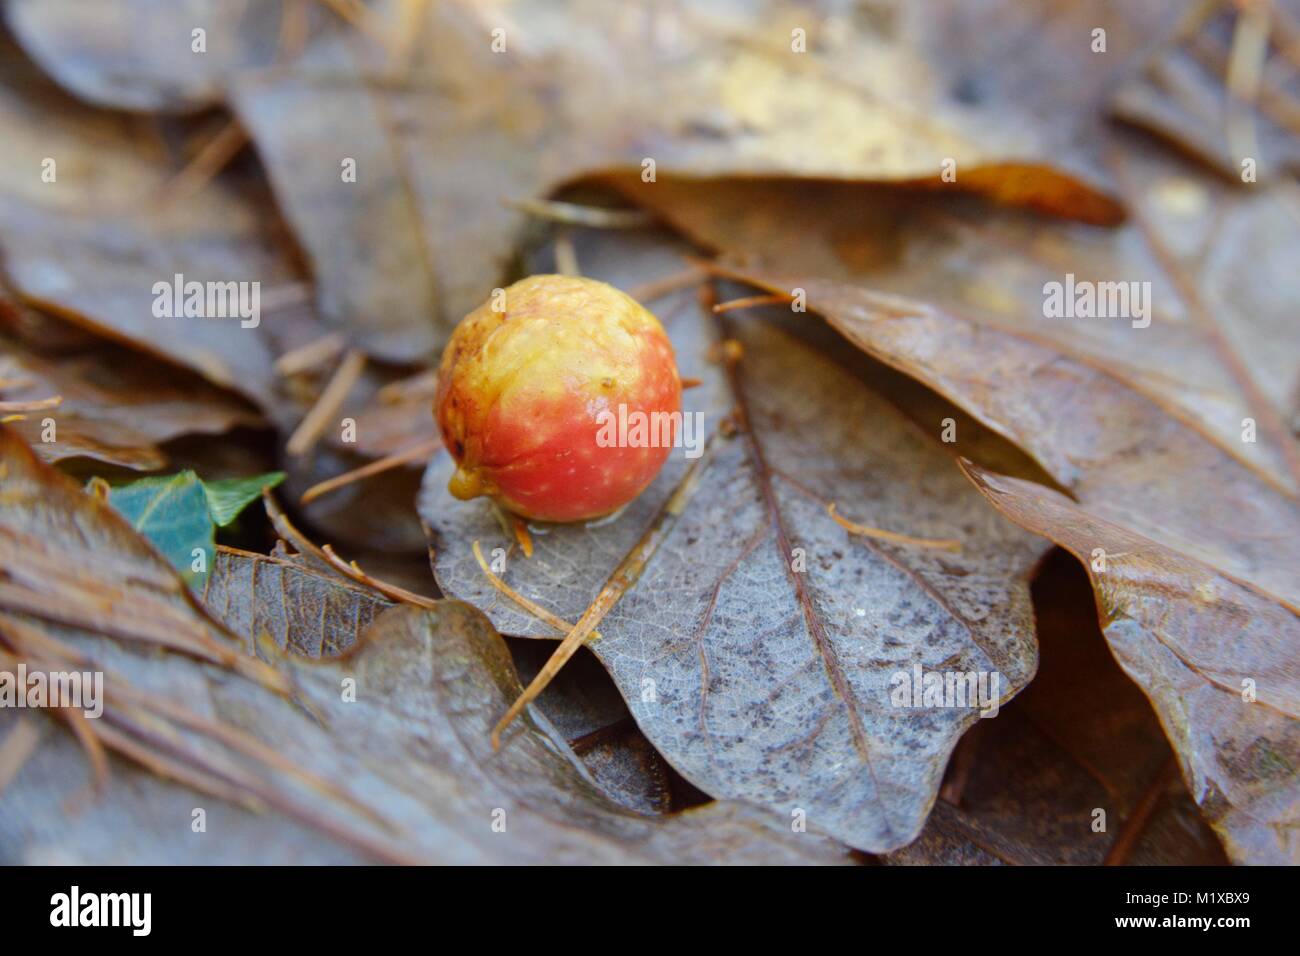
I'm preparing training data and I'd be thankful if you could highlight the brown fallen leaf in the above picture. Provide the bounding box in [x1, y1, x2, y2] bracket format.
[598, 134, 1300, 492]
[507, 637, 698, 817]
[0, 330, 262, 471]
[1, 598, 855, 864]
[6, 0, 1185, 361]
[0, 32, 296, 409]
[726, 268, 1299, 601]
[202, 546, 392, 659]
[0, 417, 850, 863]
[208, 533, 683, 817]
[961, 465, 1300, 864]
[210, 531, 686, 818]
[720, 268, 1300, 862]
[4, 0, 288, 113]
[0, 425, 282, 688]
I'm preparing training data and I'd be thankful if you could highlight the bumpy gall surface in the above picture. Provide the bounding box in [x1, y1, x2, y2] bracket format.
[435, 275, 682, 523]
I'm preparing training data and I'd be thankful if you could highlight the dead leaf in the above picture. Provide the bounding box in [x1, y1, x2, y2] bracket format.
[0, 33, 296, 408]
[1, 597, 854, 863]
[213, 0, 1179, 341]
[0, 425, 279, 685]
[962, 465, 1300, 864]
[599, 137, 1300, 492]
[721, 268, 1300, 862]
[422, 230, 1045, 854]
[4, 0, 286, 113]
[889, 551, 1229, 865]
[203, 546, 392, 658]
[1112, 0, 1300, 180]
[0, 333, 261, 471]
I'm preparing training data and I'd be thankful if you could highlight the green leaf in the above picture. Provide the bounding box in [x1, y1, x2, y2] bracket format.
[103, 471, 214, 588]
[95, 470, 282, 587]
[202, 471, 284, 527]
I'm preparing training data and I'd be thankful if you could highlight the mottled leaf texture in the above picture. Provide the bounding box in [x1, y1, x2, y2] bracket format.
[889, 552, 1228, 865]
[962, 467, 1300, 864]
[423, 273, 1044, 854]
[729, 271, 1300, 863]
[209, 542, 678, 816]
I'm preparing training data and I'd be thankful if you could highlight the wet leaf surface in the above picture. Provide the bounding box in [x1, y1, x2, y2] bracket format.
[964, 466, 1300, 864]
[724, 270, 1300, 862]
[888, 550, 1229, 865]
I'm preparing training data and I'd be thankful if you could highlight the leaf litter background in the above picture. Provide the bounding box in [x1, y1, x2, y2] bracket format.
[0, 0, 1296, 864]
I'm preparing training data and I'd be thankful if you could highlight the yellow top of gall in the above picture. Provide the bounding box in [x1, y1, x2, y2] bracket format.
[441, 275, 667, 401]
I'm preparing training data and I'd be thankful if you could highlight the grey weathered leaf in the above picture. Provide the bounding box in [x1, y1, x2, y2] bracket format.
[4, 0, 285, 113]
[8, 0, 1179, 361]
[228, 62, 444, 363]
[731, 270, 1300, 606]
[888, 552, 1229, 865]
[1111, 0, 1300, 180]
[221, 0, 1180, 346]
[206, 541, 680, 815]
[725, 270, 1300, 862]
[421, 241, 1044, 854]
[600, 139, 1300, 492]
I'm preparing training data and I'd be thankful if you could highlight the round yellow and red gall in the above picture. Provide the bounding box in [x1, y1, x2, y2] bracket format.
[435, 275, 682, 523]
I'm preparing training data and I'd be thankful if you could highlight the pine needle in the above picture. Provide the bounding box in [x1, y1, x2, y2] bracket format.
[300, 438, 441, 504]
[286, 349, 367, 457]
[712, 293, 794, 314]
[491, 437, 716, 749]
[827, 503, 962, 552]
[471, 540, 599, 640]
